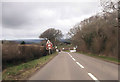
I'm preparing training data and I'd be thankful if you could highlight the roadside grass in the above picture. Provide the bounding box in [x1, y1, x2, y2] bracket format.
[64, 50, 70, 52]
[2, 52, 58, 80]
[77, 51, 120, 64]
[58, 44, 73, 49]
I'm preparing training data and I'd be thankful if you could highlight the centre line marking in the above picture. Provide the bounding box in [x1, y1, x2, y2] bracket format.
[88, 73, 100, 82]
[68, 54, 71, 57]
[69, 55, 72, 57]
[72, 58, 76, 61]
[68, 53, 73, 58]
[67, 52, 70, 54]
[76, 62, 84, 68]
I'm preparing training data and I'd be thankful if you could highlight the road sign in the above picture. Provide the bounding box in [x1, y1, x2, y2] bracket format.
[46, 40, 53, 50]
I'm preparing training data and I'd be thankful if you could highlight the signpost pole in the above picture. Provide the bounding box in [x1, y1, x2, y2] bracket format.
[49, 49, 51, 54]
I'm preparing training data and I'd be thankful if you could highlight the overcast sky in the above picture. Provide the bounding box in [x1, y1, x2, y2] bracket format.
[1, 0, 102, 40]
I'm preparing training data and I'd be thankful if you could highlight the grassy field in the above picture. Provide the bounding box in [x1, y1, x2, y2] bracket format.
[58, 44, 74, 49]
[77, 52, 120, 64]
[64, 50, 70, 52]
[2, 52, 58, 80]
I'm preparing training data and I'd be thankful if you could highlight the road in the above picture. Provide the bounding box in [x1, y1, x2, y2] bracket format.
[29, 51, 118, 80]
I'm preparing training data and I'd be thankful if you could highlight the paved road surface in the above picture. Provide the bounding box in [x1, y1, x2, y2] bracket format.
[29, 51, 118, 80]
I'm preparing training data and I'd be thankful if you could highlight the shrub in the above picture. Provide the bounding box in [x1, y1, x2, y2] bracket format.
[2, 43, 49, 69]
[20, 41, 26, 45]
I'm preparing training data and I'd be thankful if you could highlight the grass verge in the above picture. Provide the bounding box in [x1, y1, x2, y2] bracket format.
[2, 52, 58, 80]
[77, 51, 120, 64]
[64, 50, 70, 52]
[58, 44, 73, 49]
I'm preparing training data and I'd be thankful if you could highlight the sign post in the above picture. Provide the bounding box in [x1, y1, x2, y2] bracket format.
[46, 40, 53, 54]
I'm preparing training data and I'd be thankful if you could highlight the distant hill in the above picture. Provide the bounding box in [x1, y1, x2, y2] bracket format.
[1, 38, 71, 44]
[59, 39, 71, 44]
[5, 38, 46, 44]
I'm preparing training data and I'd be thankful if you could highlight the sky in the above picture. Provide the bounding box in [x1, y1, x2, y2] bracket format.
[1, 0, 102, 40]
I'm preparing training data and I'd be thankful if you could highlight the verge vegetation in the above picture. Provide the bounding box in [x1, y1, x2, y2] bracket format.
[2, 43, 48, 69]
[2, 52, 58, 80]
[77, 52, 120, 64]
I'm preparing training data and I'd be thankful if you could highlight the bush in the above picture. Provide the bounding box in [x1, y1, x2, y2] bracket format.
[2, 43, 49, 69]
[20, 41, 26, 44]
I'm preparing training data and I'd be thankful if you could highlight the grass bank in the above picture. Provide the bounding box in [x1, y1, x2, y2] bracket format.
[58, 44, 74, 50]
[64, 50, 70, 52]
[2, 52, 58, 80]
[77, 52, 120, 64]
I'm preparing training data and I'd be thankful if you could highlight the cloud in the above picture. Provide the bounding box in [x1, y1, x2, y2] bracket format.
[2, 2, 101, 40]
[2, 0, 99, 2]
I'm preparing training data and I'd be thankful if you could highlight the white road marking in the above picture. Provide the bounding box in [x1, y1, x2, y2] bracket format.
[68, 53, 75, 61]
[76, 62, 84, 68]
[71, 56, 73, 58]
[67, 53, 71, 55]
[72, 58, 76, 61]
[68, 53, 73, 58]
[70, 55, 73, 58]
[88, 73, 100, 82]
[70, 56, 73, 58]
[67, 52, 99, 81]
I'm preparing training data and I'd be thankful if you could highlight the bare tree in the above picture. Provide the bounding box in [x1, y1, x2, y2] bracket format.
[100, 0, 118, 13]
[68, 11, 118, 57]
[39, 28, 63, 45]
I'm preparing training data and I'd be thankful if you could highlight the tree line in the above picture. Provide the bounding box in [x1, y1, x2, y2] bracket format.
[68, 0, 118, 58]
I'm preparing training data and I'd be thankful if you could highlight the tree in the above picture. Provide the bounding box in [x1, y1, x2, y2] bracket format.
[100, 0, 118, 13]
[68, 23, 81, 37]
[68, 11, 117, 57]
[21, 41, 26, 45]
[39, 28, 63, 45]
[2, 40, 3, 44]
